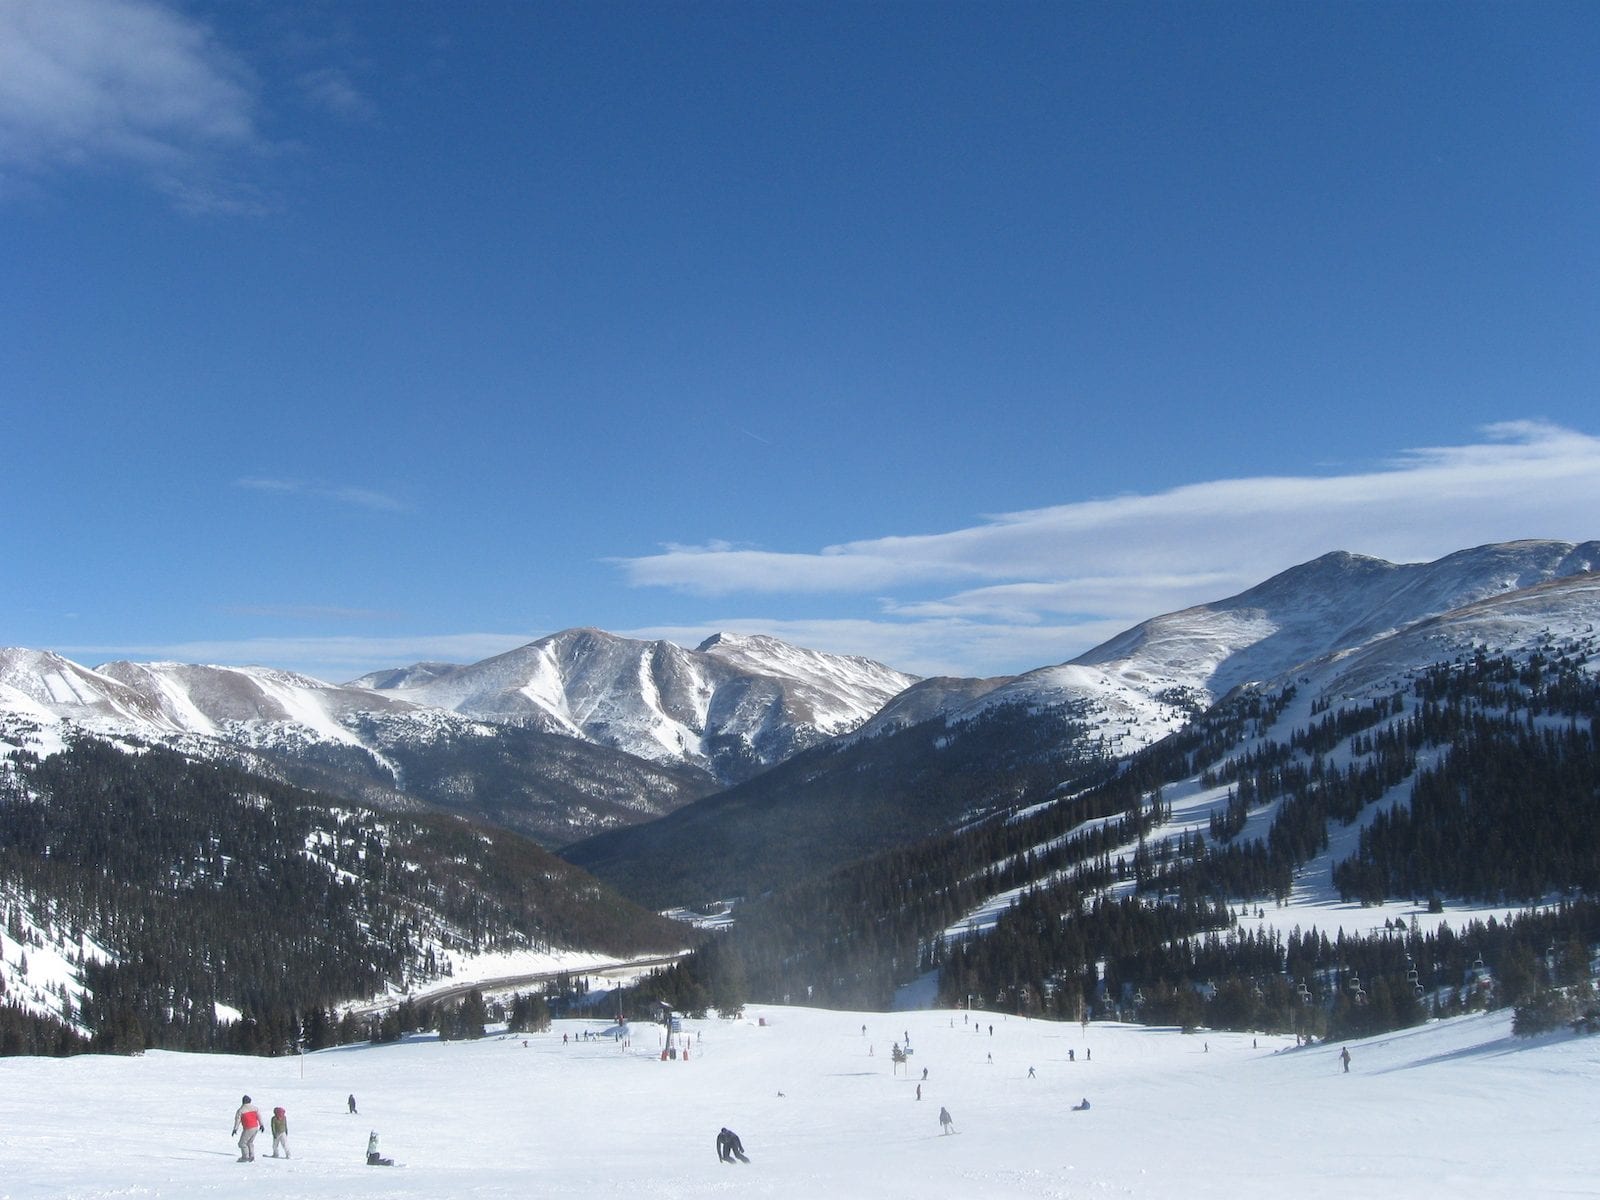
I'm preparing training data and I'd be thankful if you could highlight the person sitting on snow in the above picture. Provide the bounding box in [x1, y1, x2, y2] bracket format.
[366, 1131, 395, 1166]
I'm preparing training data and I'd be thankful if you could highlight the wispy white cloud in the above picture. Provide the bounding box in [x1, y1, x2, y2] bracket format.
[615, 422, 1600, 673]
[0, 0, 264, 210]
[620, 617, 1113, 681]
[222, 604, 401, 623]
[65, 632, 538, 685]
[235, 477, 409, 513]
[297, 66, 375, 122]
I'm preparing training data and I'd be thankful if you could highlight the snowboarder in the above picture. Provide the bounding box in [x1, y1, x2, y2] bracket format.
[366, 1131, 395, 1166]
[269, 1106, 289, 1158]
[231, 1095, 263, 1162]
[938, 1105, 955, 1134]
[347, 1093, 357, 1114]
[1073, 1097, 1091, 1111]
[716, 1127, 749, 1163]
[1340, 1046, 1351, 1073]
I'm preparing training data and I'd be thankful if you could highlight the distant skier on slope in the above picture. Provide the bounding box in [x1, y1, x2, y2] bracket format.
[1340, 1046, 1352, 1073]
[939, 1106, 955, 1134]
[231, 1095, 263, 1162]
[716, 1127, 749, 1163]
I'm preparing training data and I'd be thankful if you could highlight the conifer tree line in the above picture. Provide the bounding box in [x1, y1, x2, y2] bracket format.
[627, 639, 1600, 1043]
[0, 734, 682, 1055]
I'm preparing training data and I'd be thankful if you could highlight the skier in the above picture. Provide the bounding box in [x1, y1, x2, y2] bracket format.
[916, 1083, 922, 1101]
[938, 1105, 955, 1134]
[269, 1106, 290, 1158]
[1340, 1046, 1351, 1073]
[716, 1127, 749, 1163]
[231, 1095, 263, 1162]
[366, 1131, 395, 1166]
[1028, 1066, 1036, 1078]
[347, 1093, 358, 1114]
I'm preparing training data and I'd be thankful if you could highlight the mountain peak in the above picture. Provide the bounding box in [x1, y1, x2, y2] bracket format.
[353, 628, 918, 785]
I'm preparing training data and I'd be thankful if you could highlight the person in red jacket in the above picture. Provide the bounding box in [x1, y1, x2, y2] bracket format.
[232, 1095, 263, 1162]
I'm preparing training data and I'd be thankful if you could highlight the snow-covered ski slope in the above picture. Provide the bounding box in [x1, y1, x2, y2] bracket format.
[936, 567, 1600, 946]
[0, 1003, 1587, 1198]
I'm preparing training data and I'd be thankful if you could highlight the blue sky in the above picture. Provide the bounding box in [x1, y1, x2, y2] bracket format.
[3, 0, 1597, 683]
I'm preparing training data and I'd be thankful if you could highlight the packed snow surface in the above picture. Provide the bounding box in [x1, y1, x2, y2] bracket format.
[0, 1003, 1587, 1198]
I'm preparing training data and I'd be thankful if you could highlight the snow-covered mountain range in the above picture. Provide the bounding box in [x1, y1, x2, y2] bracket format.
[564, 539, 1600, 904]
[348, 628, 918, 784]
[0, 631, 918, 845]
[858, 539, 1600, 753]
[3, 539, 1596, 859]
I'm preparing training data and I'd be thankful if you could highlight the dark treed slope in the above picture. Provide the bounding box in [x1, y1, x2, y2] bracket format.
[561, 697, 1117, 909]
[0, 733, 686, 1054]
[293, 712, 718, 848]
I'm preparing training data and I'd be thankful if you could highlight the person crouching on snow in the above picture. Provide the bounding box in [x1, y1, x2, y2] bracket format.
[716, 1128, 749, 1163]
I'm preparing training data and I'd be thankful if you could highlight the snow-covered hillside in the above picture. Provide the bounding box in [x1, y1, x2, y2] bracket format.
[350, 628, 919, 784]
[859, 539, 1599, 760]
[0, 1001, 1588, 1198]
[916, 566, 1600, 1006]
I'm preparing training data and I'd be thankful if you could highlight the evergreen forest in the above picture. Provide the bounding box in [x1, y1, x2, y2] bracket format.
[0, 735, 685, 1055]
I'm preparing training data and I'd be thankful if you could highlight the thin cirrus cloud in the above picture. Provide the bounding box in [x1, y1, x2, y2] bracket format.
[235, 476, 409, 513]
[0, 0, 264, 212]
[617, 422, 1600, 654]
[65, 633, 538, 683]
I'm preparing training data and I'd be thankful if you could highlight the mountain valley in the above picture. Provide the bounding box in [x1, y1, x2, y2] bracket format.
[3, 538, 1599, 1055]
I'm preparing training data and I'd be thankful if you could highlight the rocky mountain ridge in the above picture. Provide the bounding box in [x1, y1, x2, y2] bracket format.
[0, 631, 917, 846]
[348, 627, 918, 784]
